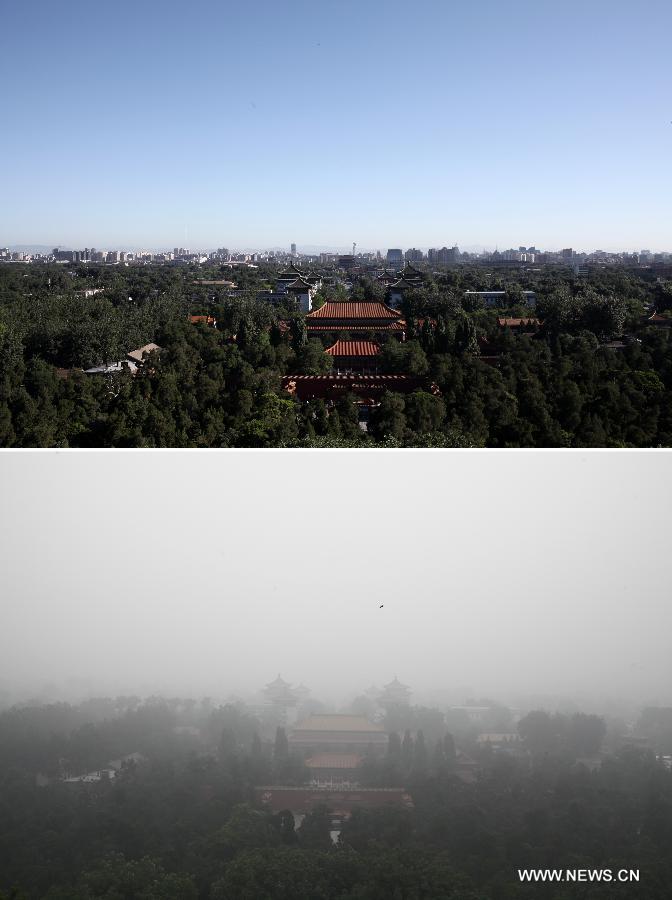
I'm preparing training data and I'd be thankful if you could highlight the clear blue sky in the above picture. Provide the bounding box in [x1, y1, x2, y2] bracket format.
[2, 0, 671, 252]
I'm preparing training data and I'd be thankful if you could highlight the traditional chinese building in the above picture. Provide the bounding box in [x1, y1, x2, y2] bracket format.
[324, 339, 380, 374]
[276, 263, 308, 292]
[256, 785, 413, 815]
[305, 752, 362, 786]
[263, 674, 300, 708]
[255, 785, 414, 841]
[189, 315, 217, 327]
[283, 276, 317, 312]
[289, 714, 388, 756]
[275, 264, 323, 312]
[376, 269, 399, 285]
[281, 297, 440, 415]
[378, 676, 412, 708]
[281, 373, 432, 405]
[398, 262, 424, 282]
[306, 300, 406, 340]
[388, 276, 421, 308]
[497, 317, 541, 333]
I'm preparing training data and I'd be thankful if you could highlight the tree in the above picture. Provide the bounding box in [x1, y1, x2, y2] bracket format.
[568, 713, 606, 757]
[218, 804, 280, 855]
[379, 339, 428, 375]
[293, 338, 332, 375]
[387, 731, 402, 763]
[454, 313, 479, 355]
[273, 727, 288, 763]
[432, 737, 447, 776]
[443, 732, 457, 764]
[289, 317, 307, 351]
[296, 803, 333, 850]
[60, 853, 198, 900]
[518, 710, 565, 755]
[274, 809, 298, 846]
[402, 729, 414, 770]
[581, 290, 627, 338]
[403, 391, 445, 434]
[370, 392, 406, 441]
[412, 729, 428, 777]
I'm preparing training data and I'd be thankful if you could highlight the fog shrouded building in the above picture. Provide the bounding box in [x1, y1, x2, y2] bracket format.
[378, 676, 411, 709]
[289, 714, 388, 756]
[386, 248, 404, 267]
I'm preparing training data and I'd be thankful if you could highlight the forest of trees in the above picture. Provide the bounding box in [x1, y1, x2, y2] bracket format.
[1, 262, 672, 447]
[1, 695, 671, 899]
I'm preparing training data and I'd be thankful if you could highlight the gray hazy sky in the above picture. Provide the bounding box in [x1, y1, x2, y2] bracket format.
[1, 451, 671, 711]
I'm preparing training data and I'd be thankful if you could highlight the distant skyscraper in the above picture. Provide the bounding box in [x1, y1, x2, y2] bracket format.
[405, 248, 424, 261]
[562, 248, 573, 260]
[436, 246, 460, 264]
[291, 243, 297, 256]
[386, 248, 403, 266]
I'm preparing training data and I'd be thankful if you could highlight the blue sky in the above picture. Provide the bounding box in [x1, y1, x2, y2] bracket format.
[2, 0, 671, 252]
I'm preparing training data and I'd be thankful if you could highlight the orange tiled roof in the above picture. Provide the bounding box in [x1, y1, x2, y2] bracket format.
[498, 317, 540, 327]
[292, 714, 385, 734]
[306, 753, 362, 769]
[283, 374, 415, 385]
[648, 312, 671, 323]
[325, 340, 380, 357]
[189, 315, 216, 325]
[307, 322, 405, 332]
[307, 300, 402, 320]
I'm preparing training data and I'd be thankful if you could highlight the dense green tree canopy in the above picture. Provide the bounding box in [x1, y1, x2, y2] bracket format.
[0, 262, 670, 447]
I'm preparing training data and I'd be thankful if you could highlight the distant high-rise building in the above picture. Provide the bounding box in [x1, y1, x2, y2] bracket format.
[405, 248, 424, 261]
[291, 243, 297, 256]
[436, 246, 460, 264]
[386, 248, 404, 266]
[562, 248, 573, 260]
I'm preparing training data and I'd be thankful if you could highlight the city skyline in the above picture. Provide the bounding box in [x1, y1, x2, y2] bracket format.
[3, 240, 672, 257]
[3, 0, 672, 249]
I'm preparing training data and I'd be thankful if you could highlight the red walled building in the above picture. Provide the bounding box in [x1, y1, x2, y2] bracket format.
[255, 785, 413, 816]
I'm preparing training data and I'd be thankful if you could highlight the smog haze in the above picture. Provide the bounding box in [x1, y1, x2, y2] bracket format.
[1, 451, 670, 713]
